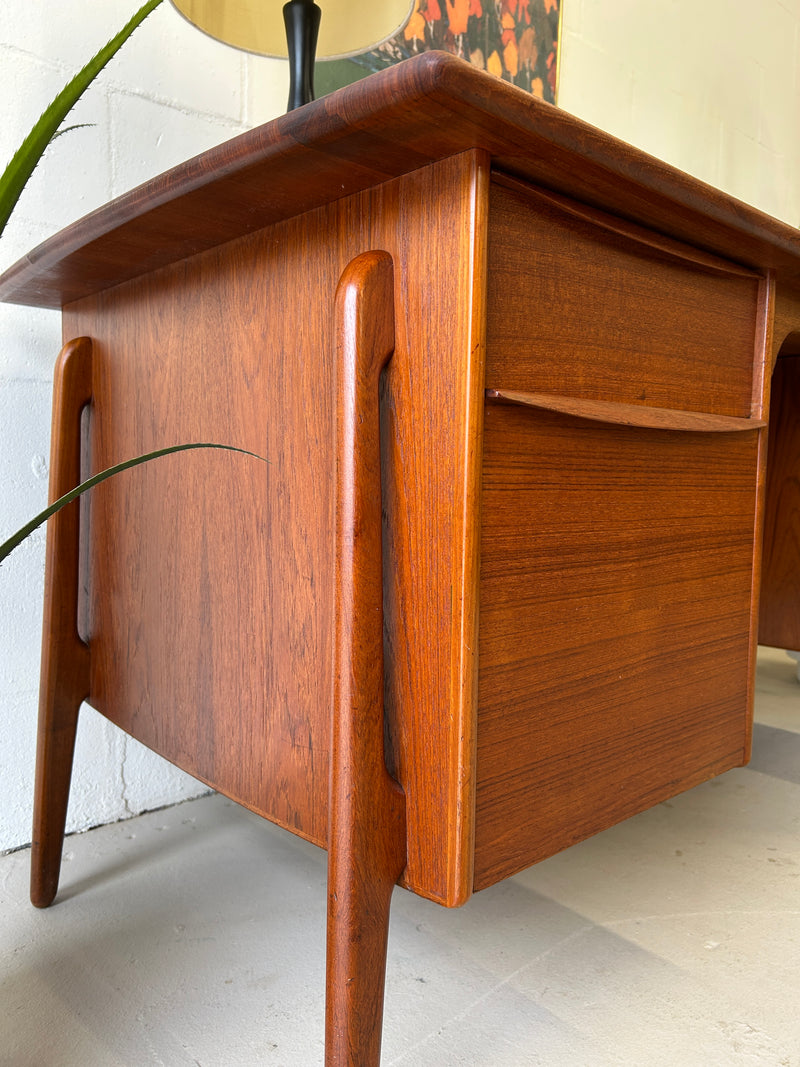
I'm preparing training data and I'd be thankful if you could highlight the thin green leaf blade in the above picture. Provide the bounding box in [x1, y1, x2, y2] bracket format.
[1, 442, 266, 565]
[0, 0, 164, 239]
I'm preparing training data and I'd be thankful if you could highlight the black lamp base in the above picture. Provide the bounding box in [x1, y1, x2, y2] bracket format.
[284, 0, 321, 110]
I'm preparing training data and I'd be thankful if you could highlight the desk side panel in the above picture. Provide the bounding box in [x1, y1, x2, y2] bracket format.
[65, 209, 346, 849]
[63, 151, 488, 907]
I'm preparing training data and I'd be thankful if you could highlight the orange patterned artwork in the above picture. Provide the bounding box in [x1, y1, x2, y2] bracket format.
[363, 0, 561, 103]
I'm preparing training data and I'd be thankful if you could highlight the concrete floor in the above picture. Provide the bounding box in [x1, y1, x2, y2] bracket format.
[2, 647, 799, 1067]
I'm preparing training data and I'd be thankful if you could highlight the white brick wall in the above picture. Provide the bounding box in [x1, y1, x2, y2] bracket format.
[1, 0, 799, 852]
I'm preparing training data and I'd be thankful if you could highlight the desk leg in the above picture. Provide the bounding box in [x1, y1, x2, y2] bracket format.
[31, 337, 92, 908]
[327, 252, 407, 1066]
[759, 355, 800, 651]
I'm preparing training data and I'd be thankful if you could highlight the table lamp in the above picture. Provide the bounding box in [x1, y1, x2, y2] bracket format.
[170, 0, 413, 110]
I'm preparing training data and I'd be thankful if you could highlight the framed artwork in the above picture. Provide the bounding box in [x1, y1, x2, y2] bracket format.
[316, 0, 562, 105]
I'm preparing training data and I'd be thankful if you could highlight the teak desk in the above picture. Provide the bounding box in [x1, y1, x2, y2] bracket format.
[2, 54, 799, 1065]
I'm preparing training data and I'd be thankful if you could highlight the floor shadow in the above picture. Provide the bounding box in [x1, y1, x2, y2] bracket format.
[747, 722, 800, 785]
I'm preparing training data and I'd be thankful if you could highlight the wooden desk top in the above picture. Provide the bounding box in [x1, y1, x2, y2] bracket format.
[1, 51, 800, 311]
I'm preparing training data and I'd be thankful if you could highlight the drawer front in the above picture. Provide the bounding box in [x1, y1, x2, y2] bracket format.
[476, 176, 770, 889]
[486, 175, 764, 419]
[474, 396, 763, 890]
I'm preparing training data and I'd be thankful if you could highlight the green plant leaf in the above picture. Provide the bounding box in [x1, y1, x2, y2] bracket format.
[1, 442, 266, 565]
[51, 123, 96, 141]
[0, 0, 164, 240]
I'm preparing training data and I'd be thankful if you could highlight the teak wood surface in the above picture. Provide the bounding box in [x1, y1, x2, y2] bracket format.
[54, 148, 487, 910]
[2, 52, 800, 1066]
[327, 250, 406, 1065]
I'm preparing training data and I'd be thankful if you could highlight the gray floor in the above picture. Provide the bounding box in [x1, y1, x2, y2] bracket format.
[2, 647, 799, 1067]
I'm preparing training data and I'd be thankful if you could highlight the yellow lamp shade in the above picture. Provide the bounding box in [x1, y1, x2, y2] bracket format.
[170, 0, 414, 60]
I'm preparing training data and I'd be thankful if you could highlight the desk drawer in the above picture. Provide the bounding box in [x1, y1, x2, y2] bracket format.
[474, 397, 763, 890]
[486, 174, 764, 418]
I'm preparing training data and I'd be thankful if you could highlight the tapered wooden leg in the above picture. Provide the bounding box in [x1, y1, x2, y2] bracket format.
[326, 252, 407, 1066]
[31, 337, 93, 908]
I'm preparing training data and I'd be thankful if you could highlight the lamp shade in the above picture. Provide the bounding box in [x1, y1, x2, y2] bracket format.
[170, 0, 414, 60]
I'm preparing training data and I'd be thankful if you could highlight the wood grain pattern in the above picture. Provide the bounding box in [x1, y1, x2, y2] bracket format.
[493, 176, 763, 279]
[474, 402, 764, 888]
[740, 273, 776, 763]
[326, 251, 406, 1067]
[3, 54, 800, 312]
[369, 150, 488, 907]
[61, 150, 488, 908]
[31, 337, 93, 907]
[771, 285, 800, 363]
[486, 389, 767, 432]
[759, 354, 800, 651]
[485, 177, 762, 418]
[475, 187, 776, 887]
[70, 208, 340, 850]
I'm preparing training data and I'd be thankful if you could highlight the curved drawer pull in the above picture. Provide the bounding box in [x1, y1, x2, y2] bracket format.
[485, 388, 766, 433]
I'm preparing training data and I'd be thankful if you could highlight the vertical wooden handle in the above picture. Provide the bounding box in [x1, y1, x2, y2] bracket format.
[31, 336, 93, 908]
[326, 252, 407, 1066]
